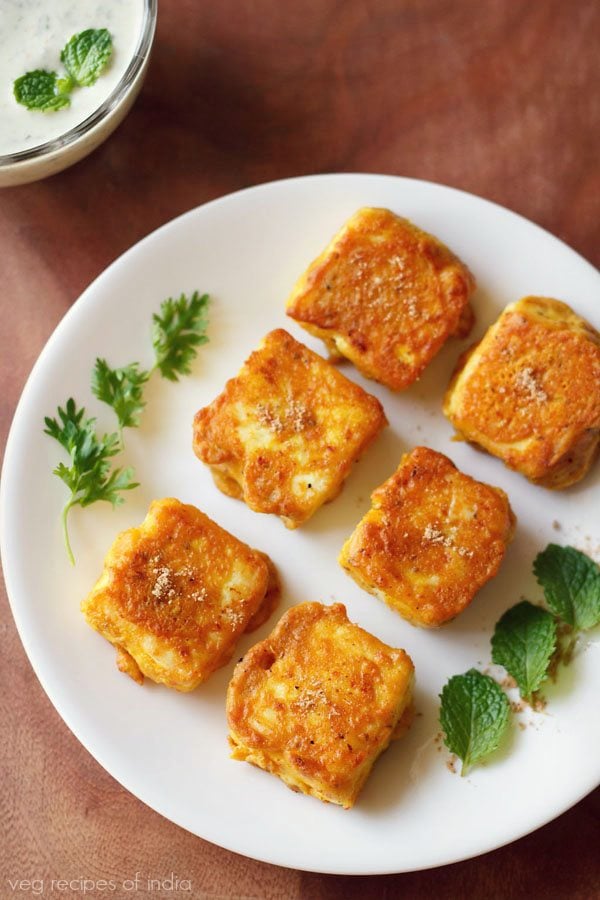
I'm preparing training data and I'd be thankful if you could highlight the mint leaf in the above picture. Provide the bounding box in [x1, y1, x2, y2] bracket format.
[13, 70, 71, 111]
[152, 291, 210, 382]
[534, 544, 600, 631]
[60, 28, 112, 87]
[92, 358, 150, 432]
[491, 601, 556, 699]
[56, 75, 74, 95]
[439, 669, 510, 775]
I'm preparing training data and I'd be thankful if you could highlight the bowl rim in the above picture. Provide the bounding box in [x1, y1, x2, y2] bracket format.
[0, 0, 157, 166]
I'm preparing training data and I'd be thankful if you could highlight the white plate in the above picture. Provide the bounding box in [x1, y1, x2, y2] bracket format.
[2, 174, 600, 875]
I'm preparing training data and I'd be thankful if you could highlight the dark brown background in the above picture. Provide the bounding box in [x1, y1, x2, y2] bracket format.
[2, 1, 599, 897]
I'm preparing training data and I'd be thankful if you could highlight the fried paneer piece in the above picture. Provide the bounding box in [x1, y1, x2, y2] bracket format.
[443, 297, 600, 488]
[193, 329, 387, 528]
[81, 498, 280, 691]
[339, 447, 515, 627]
[286, 207, 476, 391]
[227, 602, 414, 809]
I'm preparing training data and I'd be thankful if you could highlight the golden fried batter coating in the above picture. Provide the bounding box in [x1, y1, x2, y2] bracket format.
[286, 207, 476, 390]
[443, 297, 600, 488]
[193, 329, 387, 528]
[339, 447, 515, 627]
[227, 602, 414, 809]
[81, 498, 279, 691]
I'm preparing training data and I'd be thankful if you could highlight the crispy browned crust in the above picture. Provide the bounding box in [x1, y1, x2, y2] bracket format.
[245, 553, 281, 632]
[227, 602, 414, 809]
[339, 447, 516, 627]
[81, 498, 279, 690]
[286, 207, 476, 390]
[192, 329, 387, 527]
[115, 647, 143, 685]
[443, 296, 600, 488]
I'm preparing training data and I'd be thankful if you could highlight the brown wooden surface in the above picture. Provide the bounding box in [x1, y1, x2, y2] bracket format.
[2, 1, 599, 897]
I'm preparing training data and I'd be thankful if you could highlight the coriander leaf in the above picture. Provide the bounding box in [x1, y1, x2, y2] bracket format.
[92, 358, 150, 433]
[152, 291, 210, 382]
[13, 70, 71, 111]
[439, 669, 510, 776]
[60, 28, 113, 87]
[533, 544, 600, 631]
[491, 601, 556, 699]
[44, 398, 138, 565]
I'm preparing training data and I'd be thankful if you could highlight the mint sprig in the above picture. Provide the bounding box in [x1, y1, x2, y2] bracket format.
[14, 29, 112, 113]
[439, 669, 510, 776]
[491, 601, 557, 700]
[441, 543, 599, 779]
[60, 28, 112, 88]
[533, 544, 600, 631]
[13, 70, 71, 112]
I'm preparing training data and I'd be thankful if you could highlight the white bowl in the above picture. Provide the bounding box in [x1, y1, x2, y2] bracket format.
[0, 0, 157, 188]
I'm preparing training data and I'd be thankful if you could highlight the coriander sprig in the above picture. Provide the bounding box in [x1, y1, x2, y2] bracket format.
[92, 360, 150, 440]
[45, 291, 210, 563]
[92, 292, 210, 434]
[14, 29, 112, 112]
[152, 291, 210, 381]
[44, 399, 138, 565]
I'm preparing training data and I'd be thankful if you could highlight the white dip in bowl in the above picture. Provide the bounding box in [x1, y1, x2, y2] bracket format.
[0, 0, 156, 186]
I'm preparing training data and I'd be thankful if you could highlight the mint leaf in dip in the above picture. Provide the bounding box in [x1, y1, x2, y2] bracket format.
[13, 70, 71, 112]
[439, 669, 510, 776]
[491, 600, 557, 700]
[60, 28, 113, 87]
